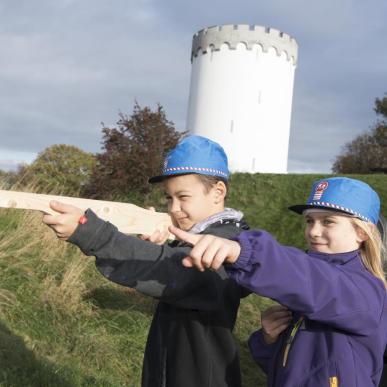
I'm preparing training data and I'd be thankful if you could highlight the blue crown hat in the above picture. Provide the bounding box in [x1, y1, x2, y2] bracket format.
[289, 177, 380, 224]
[149, 135, 230, 183]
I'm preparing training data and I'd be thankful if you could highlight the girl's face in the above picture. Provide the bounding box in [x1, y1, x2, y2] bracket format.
[163, 174, 225, 231]
[304, 210, 365, 254]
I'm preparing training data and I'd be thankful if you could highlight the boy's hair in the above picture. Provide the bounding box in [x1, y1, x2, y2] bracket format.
[195, 174, 229, 196]
[352, 218, 387, 288]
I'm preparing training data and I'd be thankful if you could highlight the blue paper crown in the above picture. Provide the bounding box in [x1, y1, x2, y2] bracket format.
[289, 177, 380, 224]
[149, 135, 230, 183]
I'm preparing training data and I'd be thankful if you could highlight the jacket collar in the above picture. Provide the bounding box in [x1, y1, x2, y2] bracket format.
[189, 208, 244, 234]
[307, 249, 360, 265]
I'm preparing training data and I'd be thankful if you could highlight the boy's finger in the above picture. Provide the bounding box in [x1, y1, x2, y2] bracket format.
[49, 200, 81, 215]
[168, 225, 201, 245]
[149, 230, 161, 242]
[42, 213, 59, 226]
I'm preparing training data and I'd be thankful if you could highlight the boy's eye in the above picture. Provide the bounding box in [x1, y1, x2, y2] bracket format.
[305, 218, 314, 224]
[323, 219, 334, 225]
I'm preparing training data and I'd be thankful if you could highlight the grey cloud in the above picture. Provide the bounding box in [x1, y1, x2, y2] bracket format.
[0, 1, 386, 173]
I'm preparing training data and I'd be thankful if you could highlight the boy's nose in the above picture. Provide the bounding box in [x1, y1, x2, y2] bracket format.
[169, 199, 181, 213]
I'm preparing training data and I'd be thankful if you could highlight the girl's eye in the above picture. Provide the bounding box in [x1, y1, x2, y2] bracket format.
[165, 196, 172, 202]
[323, 219, 334, 225]
[305, 218, 314, 224]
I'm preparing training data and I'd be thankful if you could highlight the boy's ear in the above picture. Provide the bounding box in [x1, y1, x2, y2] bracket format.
[213, 181, 227, 203]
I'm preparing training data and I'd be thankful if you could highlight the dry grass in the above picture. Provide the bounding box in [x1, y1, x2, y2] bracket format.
[41, 256, 91, 317]
[0, 289, 17, 312]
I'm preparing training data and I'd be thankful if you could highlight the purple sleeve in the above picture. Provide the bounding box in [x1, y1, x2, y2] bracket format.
[226, 230, 385, 335]
[248, 329, 277, 374]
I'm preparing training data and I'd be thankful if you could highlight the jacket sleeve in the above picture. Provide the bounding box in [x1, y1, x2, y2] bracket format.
[68, 210, 241, 310]
[226, 230, 385, 335]
[248, 329, 278, 374]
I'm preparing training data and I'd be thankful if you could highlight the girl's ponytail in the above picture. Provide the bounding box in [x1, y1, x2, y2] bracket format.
[377, 215, 387, 265]
[353, 217, 387, 288]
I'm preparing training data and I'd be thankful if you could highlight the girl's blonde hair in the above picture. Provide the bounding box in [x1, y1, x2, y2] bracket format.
[352, 218, 387, 288]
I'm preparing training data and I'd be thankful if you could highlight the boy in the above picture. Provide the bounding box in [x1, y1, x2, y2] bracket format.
[43, 135, 249, 387]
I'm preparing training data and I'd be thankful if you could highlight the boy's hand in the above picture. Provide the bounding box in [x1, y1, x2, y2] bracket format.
[139, 228, 170, 245]
[139, 207, 170, 245]
[261, 305, 292, 345]
[42, 201, 84, 241]
[169, 225, 241, 272]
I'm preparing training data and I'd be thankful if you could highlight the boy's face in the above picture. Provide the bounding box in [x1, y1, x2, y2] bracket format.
[303, 210, 365, 254]
[163, 174, 224, 231]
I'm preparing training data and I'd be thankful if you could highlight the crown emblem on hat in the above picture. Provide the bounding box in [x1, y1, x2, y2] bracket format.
[313, 181, 329, 200]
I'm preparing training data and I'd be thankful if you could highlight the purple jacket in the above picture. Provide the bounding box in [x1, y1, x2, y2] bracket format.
[226, 230, 387, 387]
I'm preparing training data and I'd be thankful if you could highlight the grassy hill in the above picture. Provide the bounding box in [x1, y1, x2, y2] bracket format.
[0, 173, 386, 386]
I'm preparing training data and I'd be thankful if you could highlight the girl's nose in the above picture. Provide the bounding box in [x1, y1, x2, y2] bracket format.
[309, 222, 322, 237]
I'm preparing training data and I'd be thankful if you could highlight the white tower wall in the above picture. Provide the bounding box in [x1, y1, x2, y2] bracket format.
[186, 25, 298, 173]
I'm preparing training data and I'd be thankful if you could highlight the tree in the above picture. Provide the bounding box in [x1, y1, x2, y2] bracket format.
[0, 164, 30, 190]
[83, 102, 185, 199]
[21, 144, 96, 195]
[332, 94, 387, 173]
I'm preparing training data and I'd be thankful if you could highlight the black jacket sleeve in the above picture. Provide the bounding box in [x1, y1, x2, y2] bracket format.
[68, 209, 246, 310]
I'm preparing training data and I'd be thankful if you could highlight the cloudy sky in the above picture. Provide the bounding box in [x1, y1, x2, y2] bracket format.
[1, 0, 386, 173]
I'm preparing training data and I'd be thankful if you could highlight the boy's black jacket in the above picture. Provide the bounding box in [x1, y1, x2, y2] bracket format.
[69, 210, 249, 387]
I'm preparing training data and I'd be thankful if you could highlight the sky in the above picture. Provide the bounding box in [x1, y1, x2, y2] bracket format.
[1, 0, 386, 173]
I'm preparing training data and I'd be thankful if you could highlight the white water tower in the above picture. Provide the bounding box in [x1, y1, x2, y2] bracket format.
[186, 24, 298, 173]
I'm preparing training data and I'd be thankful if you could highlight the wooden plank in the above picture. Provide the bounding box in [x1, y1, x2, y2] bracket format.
[0, 190, 172, 236]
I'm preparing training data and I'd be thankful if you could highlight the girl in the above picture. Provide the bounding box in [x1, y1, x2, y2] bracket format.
[171, 177, 387, 387]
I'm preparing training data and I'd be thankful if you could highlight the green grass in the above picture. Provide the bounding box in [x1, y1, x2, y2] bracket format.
[0, 173, 386, 386]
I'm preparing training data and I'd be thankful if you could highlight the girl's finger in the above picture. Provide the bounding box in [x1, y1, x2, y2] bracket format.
[182, 257, 194, 268]
[210, 243, 233, 270]
[169, 225, 201, 245]
[271, 322, 292, 336]
[201, 239, 222, 269]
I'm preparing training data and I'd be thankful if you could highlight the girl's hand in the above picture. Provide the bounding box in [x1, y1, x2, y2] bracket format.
[261, 305, 292, 345]
[169, 225, 241, 272]
[42, 201, 84, 241]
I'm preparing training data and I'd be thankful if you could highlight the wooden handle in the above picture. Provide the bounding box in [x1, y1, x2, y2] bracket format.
[0, 190, 173, 236]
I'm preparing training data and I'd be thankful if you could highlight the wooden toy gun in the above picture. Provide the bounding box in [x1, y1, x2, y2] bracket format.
[0, 190, 172, 235]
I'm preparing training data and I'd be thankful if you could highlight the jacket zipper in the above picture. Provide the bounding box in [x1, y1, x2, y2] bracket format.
[282, 316, 304, 367]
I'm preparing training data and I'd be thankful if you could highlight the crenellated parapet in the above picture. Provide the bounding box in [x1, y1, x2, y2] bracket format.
[191, 24, 298, 65]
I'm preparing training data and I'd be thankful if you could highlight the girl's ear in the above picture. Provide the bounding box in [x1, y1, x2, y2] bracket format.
[213, 181, 227, 204]
[356, 225, 370, 243]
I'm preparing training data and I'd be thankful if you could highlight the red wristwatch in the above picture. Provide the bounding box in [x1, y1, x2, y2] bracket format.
[79, 214, 88, 225]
